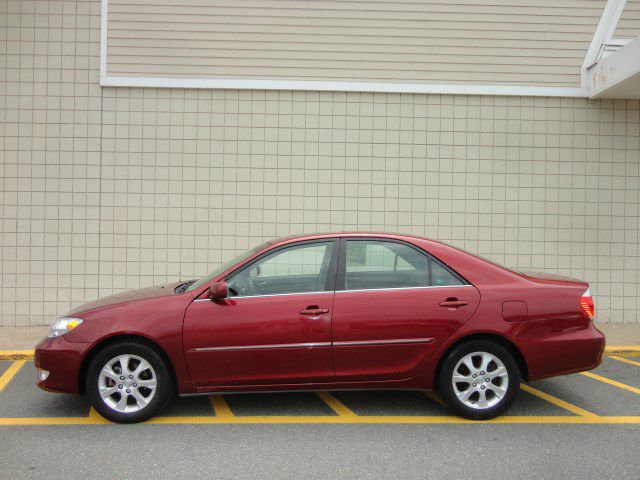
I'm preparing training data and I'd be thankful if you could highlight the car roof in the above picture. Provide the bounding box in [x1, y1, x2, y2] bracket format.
[269, 232, 434, 245]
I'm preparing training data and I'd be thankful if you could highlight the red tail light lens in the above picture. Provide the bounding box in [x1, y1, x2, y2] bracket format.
[580, 289, 595, 320]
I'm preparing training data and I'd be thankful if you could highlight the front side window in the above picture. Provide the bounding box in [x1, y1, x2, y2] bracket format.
[344, 240, 429, 290]
[185, 242, 270, 292]
[227, 241, 335, 297]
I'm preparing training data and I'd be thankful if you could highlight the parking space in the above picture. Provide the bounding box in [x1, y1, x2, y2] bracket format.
[590, 356, 640, 388]
[1, 354, 638, 479]
[0, 362, 91, 418]
[0, 360, 10, 377]
[0, 355, 638, 425]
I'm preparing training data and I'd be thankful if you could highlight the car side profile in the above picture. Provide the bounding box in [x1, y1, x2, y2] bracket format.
[35, 233, 605, 423]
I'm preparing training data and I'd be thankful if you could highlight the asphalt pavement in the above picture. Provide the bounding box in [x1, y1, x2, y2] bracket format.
[0, 354, 639, 479]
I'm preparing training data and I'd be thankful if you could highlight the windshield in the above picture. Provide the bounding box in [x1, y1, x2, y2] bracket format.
[185, 242, 271, 292]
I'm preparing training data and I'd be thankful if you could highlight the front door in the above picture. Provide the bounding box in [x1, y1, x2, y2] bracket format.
[332, 239, 480, 381]
[183, 240, 338, 387]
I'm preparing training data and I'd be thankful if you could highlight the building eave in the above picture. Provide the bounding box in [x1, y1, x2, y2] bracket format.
[588, 37, 640, 98]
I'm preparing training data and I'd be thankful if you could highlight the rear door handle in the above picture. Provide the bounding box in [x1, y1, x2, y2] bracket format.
[300, 306, 329, 316]
[439, 298, 468, 308]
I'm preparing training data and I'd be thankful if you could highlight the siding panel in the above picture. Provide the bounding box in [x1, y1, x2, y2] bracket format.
[105, 0, 607, 87]
[613, 0, 640, 39]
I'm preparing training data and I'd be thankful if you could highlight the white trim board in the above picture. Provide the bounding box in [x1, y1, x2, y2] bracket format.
[100, 76, 589, 98]
[99, 0, 589, 98]
[581, 0, 628, 87]
[100, 0, 108, 80]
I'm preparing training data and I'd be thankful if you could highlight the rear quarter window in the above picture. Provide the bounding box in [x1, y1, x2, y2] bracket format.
[430, 260, 463, 286]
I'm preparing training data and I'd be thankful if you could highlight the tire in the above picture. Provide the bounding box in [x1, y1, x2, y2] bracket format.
[437, 340, 520, 420]
[86, 342, 173, 424]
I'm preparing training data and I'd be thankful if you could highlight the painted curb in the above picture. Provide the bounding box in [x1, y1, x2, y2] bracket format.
[0, 350, 35, 360]
[604, 347, 640, 356]
[1, 346, 640, 361]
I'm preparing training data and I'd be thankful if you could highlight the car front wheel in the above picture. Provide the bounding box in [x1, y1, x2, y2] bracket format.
[86, 342, 172, 423]
[437, 340, 520, 420]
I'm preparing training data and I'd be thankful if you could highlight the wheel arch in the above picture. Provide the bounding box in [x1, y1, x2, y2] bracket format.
[434, 333, 529, 385]
[78, 334, 178, 395]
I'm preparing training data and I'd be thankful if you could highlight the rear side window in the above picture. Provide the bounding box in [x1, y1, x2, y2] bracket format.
[345, 240, 429, 290]
[343, 240, 465, 291]
[430, 260, 463, 286]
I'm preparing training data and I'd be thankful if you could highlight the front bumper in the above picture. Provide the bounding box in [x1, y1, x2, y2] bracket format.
[35, 336, 91, 394]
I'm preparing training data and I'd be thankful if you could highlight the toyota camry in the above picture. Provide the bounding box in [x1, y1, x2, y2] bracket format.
[35, 233, 605, 423]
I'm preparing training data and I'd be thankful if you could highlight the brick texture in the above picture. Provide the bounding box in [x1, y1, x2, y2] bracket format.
[1, 1, 639, 325]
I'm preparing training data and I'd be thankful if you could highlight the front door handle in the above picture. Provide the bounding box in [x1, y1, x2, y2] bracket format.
[300, 306, 329, 316]
[439, 298, 468, 309]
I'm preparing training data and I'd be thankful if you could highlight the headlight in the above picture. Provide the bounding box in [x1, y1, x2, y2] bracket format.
[47, 317, 84, 338]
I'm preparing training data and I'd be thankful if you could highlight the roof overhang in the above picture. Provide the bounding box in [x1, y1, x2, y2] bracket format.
[588, 37, 640, 98]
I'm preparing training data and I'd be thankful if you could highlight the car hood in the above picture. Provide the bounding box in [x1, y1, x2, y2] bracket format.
[66, 281, 185, 316]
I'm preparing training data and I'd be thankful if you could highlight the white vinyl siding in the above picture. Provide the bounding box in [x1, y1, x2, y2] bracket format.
[105, 0, 606, 88]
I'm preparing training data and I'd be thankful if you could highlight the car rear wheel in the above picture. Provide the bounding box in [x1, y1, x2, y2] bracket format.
[86, 342, 172, 423]
[437, 340, 520, 420]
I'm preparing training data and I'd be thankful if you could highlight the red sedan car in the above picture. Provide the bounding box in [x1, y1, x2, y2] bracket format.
[35, 233, 605, 423]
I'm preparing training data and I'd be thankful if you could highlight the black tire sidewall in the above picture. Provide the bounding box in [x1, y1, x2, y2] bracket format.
[86, 342, 172, 424]
[437, 340, 520, 420]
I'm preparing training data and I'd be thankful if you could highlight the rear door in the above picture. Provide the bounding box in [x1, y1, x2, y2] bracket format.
[331, 238, 480, 381]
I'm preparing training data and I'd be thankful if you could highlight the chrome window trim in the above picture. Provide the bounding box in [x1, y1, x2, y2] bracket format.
[193, 284, 474, 302]
[333, 337, 435, 347]
[336, 284, 474, 294]
[191, 342, 331, 352]
[193, 290, 333, 302]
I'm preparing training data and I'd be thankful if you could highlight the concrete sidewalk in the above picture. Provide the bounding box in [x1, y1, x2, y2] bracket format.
[0, 324, 639, 351]
[0, 326, 48, 350]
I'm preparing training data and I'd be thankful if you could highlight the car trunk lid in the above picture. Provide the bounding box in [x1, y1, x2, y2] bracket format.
[517, 270, 588, 286]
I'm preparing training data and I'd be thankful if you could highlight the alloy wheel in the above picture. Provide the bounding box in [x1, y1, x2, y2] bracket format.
[451, 351, 509, 409]
[98, 354, 157, 413]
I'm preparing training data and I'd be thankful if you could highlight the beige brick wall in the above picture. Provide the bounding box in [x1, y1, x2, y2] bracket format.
[1, 0, 639, 326]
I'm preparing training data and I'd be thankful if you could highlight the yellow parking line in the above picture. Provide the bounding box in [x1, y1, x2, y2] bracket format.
[87, 407, 111, 424]
[0, 417, 100, 426]
[580, 371, 640, 395]
[0, 415, 639, 426]
[609, 356, 640, 368]
[0, 360, 26, 393]
[316, 391, 358, 417]
[143, 415, 640, 425]
[520, 384, 597, 418]
[209, 395, 234, 418]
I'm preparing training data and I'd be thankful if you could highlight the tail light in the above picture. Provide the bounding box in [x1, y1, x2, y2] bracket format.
[580, 288, 595, 320]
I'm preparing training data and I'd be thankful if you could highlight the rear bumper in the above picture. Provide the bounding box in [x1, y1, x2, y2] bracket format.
[515, 322, 605, 381]
[34, 336, 90, 394]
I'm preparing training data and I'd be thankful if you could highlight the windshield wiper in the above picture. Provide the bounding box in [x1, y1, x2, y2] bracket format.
[174, 280, 196, 293]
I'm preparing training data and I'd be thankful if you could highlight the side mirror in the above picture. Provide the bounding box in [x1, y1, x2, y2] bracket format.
[208, 281, 228, 300]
